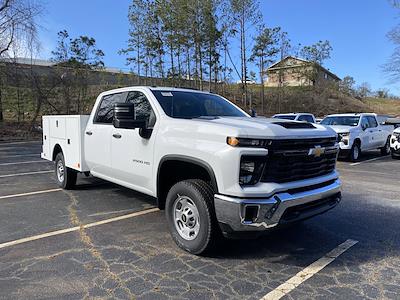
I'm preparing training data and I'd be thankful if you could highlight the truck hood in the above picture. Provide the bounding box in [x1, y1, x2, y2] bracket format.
[197, 117, 336, 139]
[324, 125, 355, 134]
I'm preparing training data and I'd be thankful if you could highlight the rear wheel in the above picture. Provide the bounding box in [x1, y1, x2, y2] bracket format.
[165, 179, 220, 255]
[350, 142, 361, 162]
[55, 152, 77, 189]
[380, 137, 391, 156]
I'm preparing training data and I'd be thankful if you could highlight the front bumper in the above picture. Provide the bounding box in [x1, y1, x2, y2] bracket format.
[214, 178, 341, 235]
[391, 138, 400, 155]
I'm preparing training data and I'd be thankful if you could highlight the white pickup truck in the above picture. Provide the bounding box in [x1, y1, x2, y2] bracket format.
[391, 127, 400, 159]
[42, 86, 341, 254]
[320, 113, 393, 161]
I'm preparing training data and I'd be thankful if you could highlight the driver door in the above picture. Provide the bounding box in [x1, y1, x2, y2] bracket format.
[359, 116, 372, 150]
[110, 90, 158, 196]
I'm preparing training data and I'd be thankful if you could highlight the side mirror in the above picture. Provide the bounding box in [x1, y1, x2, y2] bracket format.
[361, 124, 368, 131]
[113, 103, 146, 129]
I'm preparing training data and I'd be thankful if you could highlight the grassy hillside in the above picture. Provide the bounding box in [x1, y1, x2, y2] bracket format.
[364, 97, 400, 116]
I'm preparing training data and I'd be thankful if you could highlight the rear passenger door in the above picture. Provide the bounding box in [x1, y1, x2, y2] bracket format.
[85, 92, 126, 177]
[367, 116, 382, 148]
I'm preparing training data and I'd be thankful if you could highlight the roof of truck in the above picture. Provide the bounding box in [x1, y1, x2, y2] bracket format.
[273, 113, 314, 116]
[325, 113, 376, 117]
[99, 86, 212, 96]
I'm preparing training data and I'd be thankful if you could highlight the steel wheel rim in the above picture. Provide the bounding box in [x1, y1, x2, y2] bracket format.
[173, 195, 200, 241]
[57, 160, 64, 183]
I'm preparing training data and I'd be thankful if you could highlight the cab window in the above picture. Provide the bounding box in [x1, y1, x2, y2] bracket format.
[361, 117, 370, 130]
[94, 93, 125, 124]
[298, 115, 314, 123]
[367, 116, 378, 128]
[126, 91, 156, 127]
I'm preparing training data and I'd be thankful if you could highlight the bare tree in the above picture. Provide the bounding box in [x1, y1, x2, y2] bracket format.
[229, 0, 261, 108]
[0, 0, 41, 56]
[0, 0, 41, 122]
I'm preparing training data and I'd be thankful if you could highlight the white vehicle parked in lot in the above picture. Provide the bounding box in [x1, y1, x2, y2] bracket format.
[320, 113, 393, 161]
[391, 127, 400, 159]
[42, 87, 341, 254]
[272, 113, 316, 123]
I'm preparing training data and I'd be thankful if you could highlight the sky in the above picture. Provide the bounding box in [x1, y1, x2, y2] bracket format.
[37, 0, 399, 94]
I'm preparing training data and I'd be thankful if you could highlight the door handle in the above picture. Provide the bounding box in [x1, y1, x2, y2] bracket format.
[85, 131, 93, 136]
[112, 133, 122, 139]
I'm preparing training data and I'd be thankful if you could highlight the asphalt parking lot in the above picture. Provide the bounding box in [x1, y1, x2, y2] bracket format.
[0, 141, 400, 300]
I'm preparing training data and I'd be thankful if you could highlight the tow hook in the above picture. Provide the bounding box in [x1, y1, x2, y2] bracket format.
[265, 196, 281, 219]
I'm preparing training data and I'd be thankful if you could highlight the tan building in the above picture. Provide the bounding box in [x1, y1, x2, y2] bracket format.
[265, 56, 340, 87]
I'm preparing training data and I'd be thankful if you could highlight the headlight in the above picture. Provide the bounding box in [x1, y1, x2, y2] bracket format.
[337, 133, 350, 144]
[239, 156, 266, 186]
[393, 132, 400, 142]
[227, 137, 272, 148]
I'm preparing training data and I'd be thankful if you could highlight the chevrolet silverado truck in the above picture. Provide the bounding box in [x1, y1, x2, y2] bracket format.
[320, 113, 393, 162]
[391, 127, 400, 159]
[41, 87, 341, 254]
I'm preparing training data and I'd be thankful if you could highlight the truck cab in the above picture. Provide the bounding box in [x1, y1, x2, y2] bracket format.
[42, 87, 341, 254]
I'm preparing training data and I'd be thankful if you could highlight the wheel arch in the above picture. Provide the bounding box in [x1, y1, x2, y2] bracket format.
[52, 144, 64, 161]
[353, 138, 361, 147]
[156, 155, 218, 209]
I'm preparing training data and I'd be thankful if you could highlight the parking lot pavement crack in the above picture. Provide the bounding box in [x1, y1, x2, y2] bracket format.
[64, 190, 136, 300]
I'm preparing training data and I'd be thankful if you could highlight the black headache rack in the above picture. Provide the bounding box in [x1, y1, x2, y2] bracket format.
[261, 137, 338, 183]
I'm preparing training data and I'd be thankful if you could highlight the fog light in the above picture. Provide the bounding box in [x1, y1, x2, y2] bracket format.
[243, 205, 259, 223]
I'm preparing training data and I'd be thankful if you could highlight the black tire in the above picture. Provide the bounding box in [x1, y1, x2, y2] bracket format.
[392, 151, 400, 159]
[165, 179, 220, 255]
[380, 137, 391, 156]
[350, 142, 361, 162]
[55, 152, 77, 189]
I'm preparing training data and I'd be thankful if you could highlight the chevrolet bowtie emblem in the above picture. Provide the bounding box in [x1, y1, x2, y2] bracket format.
[308, 145, 325, 157]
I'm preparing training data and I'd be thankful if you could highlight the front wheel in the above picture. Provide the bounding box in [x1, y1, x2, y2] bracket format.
[380, 137, 391, 156]
[55, 152, 77, 189]
[165, 179, 220, 255]
[350, 142, 361, 162]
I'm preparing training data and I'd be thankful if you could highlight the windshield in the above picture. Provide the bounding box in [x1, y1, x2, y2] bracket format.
[152, 90, 247, 119]
[321, 116, 360, 126]
[273, 115, 296, 120]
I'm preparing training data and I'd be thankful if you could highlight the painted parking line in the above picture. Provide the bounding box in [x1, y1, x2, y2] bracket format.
[0, 160, 47, 166]
[0, 170, 53, 178]
[0, 154, 40, 159]
[0, 140, 40, 146]
[350, 156, 387, 166]
[0, 208, 159, 250]
[260, 239, 358, 300]
[0, 188, 62, 200]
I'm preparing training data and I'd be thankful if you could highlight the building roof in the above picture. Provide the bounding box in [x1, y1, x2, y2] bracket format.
[267, 56, 341, 81]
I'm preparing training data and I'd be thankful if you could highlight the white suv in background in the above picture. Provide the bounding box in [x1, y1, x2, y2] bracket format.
[272, 113, 316, 123]
[321, 113, 393, 161]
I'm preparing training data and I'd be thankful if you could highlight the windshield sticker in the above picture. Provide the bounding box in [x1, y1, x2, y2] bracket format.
[161, 92, 173, 97]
